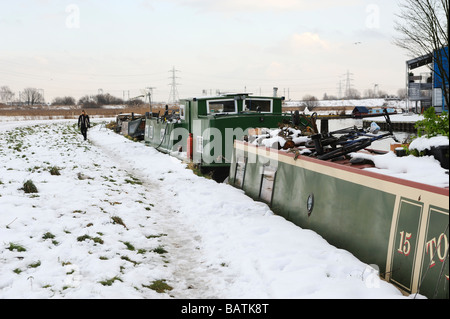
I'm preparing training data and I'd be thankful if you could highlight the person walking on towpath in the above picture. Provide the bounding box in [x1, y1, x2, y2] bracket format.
[78, 110, 90, 141]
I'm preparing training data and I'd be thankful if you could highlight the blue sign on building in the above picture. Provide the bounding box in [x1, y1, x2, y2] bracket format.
[434, 46, 449, 111]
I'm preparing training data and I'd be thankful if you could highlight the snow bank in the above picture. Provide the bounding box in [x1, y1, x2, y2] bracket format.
[350, 151, 449, 188]
[0, 120, 409, 299]
[285, 98, 406, 109]
[409, 135, 449, 152]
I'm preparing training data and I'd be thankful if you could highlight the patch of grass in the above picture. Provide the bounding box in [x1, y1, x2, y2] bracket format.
[42, 232, 55, 240]
[41, 233, 59, 246]
[153, 246, 168, 254]
[146, 233, 167, 239]
[8, 242, 26, 252]
[21, 180, 38, 194]
[121, 255, 140, 266]
[28, 166, 43, 174]
[77, 234, 104, 245]
[109, 201, 122, 206]
[13, 143, 23, 152]
[186, 163, 213, 179]
[125, 175, 143, 185]
[48, 166, 61, 176]
[123, 241, 135, 251]
[99, 276, 122, 286]
[77, 172, 93, 180]
[28, 261, 41, 268]
[77, 235, 90, 242]
[143, 280, 173, 293]
[111, 216, 127, 229]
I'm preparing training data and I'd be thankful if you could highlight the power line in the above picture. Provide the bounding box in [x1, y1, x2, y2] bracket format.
[343, 70, 354, 98]
[168, 66, 180, 105]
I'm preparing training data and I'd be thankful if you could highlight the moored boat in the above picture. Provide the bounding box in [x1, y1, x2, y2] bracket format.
[229, 133, 449, 298]
[143, 93, 315, 169]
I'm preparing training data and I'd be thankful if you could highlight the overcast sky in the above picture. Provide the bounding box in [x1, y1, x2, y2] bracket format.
[0, 0, 412, 103]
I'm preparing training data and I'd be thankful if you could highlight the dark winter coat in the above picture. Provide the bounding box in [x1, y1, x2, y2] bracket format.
[78, 114, 90, 130]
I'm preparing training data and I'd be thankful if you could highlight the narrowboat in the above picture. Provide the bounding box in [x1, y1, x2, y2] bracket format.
[229, 138, 449, 298]
[144, 93, 313, 169]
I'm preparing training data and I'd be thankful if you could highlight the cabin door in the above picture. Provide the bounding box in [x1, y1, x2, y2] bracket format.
[386, 196, 449, 298]
[387, 197, 423, 294]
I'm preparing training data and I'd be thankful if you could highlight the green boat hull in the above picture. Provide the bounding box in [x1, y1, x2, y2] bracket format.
[230, 141, 449, 298]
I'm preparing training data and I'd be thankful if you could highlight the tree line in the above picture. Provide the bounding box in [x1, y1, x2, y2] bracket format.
[301, 87, 406, 108]
[0, 86, 45, 106]
[0, 86, 144, 108]
[74, 93, 143, 108]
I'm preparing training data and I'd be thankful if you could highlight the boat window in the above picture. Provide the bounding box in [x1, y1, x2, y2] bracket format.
[234, 156, 247, 188]
[196, 136, 204, 153]
[244, 99, 273, 113]
[259, 165, 277, 204]
[179, 104, 185, 120]
[207, 99, 237, 115]
[147, 125, 154, 139]
[160, 129, 165, 142]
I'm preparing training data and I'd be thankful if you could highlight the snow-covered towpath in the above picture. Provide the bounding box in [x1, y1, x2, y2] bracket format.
[0, 120, 407, 299]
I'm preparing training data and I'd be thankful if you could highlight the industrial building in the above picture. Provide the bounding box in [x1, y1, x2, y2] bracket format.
[406, 46, 448, 113]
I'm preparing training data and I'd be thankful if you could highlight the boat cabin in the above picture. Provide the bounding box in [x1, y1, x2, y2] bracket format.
[352, 106, 369, 118]
[144, 93, 288, 167]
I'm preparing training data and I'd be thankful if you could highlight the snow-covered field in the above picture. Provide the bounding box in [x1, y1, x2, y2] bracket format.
[0, 119, 421, 299]
[284, 98, 406, 109]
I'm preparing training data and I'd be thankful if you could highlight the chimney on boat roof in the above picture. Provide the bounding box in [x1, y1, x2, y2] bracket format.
[273, 87, 278, 97]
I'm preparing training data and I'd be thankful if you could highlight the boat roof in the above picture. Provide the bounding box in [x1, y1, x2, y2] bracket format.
[236, 140, 449, 193]
[184, 93, 284, 101]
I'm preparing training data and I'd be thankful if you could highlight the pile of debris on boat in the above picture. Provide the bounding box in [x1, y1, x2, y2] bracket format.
[115, 113, 146, 140]
[248, 125, 312, 151]
[247, 121, 449, 172]
[246, 110, 318, 153]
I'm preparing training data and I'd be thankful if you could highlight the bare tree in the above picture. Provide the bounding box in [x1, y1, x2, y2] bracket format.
[94, 93, 124, 106]
[21, 88, 45, 106]
[363, 88, 389, 99]
[52, 96, 76, 106]
[394, 0, 449, 107]
[397, 88, 407, 99]
[78, 95, 98, 108]
[0, 86, 15, 104]
[345, 88, 361, 99]
[302, 95, 319, 108]
[78, 93, 125, 108]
